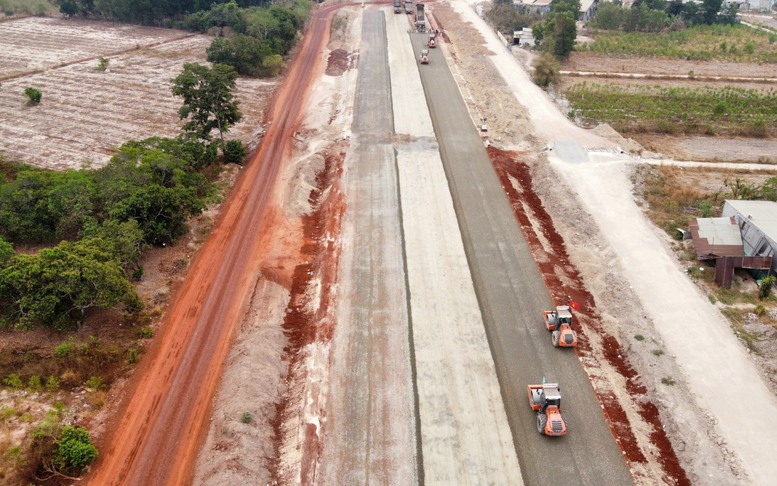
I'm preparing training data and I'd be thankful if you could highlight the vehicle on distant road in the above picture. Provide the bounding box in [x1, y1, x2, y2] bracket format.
[528, 382, 568, 436]
[419, 48, 429, 64]
[428, 36, 436, 48]
[393, 0, 401, 14]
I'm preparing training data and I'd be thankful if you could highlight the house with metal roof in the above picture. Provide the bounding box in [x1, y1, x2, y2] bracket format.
[690, 200, 776, 287]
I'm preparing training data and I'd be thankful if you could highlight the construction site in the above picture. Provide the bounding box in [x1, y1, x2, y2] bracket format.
[2, 1, 777, 485]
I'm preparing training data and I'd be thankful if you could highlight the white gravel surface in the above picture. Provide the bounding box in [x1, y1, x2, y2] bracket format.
[387, 10, 523, 484]
[452, 1, 777, 483]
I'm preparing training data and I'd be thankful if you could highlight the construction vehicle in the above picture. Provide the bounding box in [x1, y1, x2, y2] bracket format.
[415, 3, 425, 31]
[527, 382, 568, 437]
[404, 0, 413, 14]
[419, 48, 429, 64]
[543, 305, 578, 348]
[393, 0, 401, 14]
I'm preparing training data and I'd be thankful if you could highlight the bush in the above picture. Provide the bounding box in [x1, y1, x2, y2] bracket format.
[84, 376, 103, 391]
[55, 426, 98, 471]
[54, 339, 75, 358]
[138, 326, 154, 339]
[46, 375, 61, 391]
[532, 53, 560, 88]
[127, 347, 139, 364]
[24, 87, 42, 104]
[223, 140, 247, 165]
[97, 57, 110, 71]
[28, 375, 43, 392]
[3, 373, 23, 389]
[759, 275, 775, 300]
[240, 411, 253, 424]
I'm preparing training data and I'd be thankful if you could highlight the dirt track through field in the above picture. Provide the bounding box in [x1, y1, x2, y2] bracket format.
[83, 5, 336, 485]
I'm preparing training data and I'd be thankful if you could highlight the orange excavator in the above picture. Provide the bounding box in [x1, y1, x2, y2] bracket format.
[543, 305, 578, 348]
[527, 382, 568, 436]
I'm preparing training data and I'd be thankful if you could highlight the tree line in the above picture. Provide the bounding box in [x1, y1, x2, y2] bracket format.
[55, 0, 309, 77]
[0, 62, 246, 331]
[56, 0, 273, 24]
[593, 0, 739, 33]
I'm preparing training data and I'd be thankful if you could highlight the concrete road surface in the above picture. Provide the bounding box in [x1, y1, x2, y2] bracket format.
[409, 30, 633, 485]
[320, 10, 419, 485]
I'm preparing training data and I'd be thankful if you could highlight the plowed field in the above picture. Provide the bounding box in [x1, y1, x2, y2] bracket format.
[0, 17, 274, 170]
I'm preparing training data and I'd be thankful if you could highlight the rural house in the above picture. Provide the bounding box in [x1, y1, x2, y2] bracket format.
[689, 200, 776, 287]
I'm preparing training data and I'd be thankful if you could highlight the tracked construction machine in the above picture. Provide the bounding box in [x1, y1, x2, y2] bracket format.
[528, 382, 568, 437]
[543, 305, 578, 348]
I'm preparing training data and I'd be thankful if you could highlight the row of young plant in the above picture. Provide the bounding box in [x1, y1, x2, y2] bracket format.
[579, 24, 777, 62]
[564, 82, 777, 137]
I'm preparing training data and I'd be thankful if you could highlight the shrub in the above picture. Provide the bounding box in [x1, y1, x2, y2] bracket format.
[24, 87, 42, 104]
[54, 339, 75, 358]
[28, 375, 43, 392]
[223, 140, 247, 165]
[759, 275, 775, 300]
[651, 349, 664, 356]
[127, 347, 139, 364]
[532, 53, 560, 88]
[634, 334, 645, 341]
[55, 426, 98, 471]
[84, 376, 103, 391]
[754, 304, 767, 316]
[661, 377, 676, 386]
[1, 406, 16, 419]
[240, 411, 253, 424]
[46, 375, 61, 392]
[97, 57, 110, 71]
[138, 326, 154, 339]
[3, 373, 23, 389]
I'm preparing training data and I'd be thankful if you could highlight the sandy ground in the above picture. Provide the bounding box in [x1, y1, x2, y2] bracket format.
[445, 1, 777, 484]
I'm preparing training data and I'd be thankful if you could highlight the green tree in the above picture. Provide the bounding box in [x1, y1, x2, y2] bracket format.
[592, 2, 625, 30]
[172, 62, 242, 148]
[702, 0, 723, 25]
[59, 0, 79, 16]
[54, 426, 98, 472]
[0, 237, 13, 267]
[548, 11, 577, 58]
[0, 238, 141, 330]
[207, 34, 269, 76]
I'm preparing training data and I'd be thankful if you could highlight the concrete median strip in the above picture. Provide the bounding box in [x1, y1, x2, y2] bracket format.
[386, 10, 524, 484]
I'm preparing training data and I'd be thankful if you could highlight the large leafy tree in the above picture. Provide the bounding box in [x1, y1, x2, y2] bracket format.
[172, 62, 242, 148]
[0, 236, 141, 330]
[535, 0, 580, 59]
[207, 34, 270, 76]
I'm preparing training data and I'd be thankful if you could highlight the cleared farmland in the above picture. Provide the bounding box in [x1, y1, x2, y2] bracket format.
[0, 17, 275, 170]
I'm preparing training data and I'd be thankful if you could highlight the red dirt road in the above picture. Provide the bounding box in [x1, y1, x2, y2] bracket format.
[85, 6, 338, 485]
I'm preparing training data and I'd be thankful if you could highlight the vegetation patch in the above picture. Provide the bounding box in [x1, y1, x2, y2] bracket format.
[564, 83, 777, 137]
[579, 24, 777, 63]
